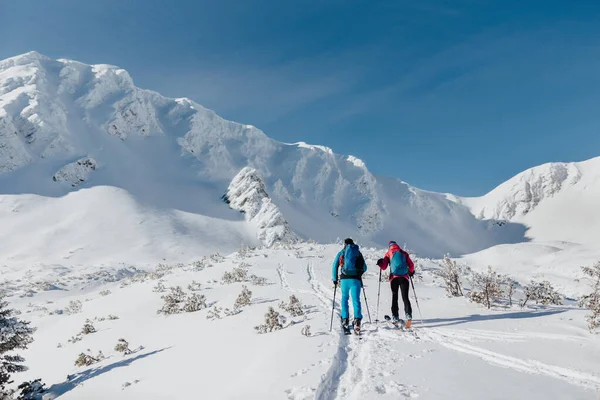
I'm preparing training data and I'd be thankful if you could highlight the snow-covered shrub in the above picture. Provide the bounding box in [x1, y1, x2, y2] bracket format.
[67, 335, 82, 344]
[182, 293, 207, 313]
[236, 245, 255, 259]
[158, 287, 207, 314]
[279, 295, 304, 317]
[233, 286, 252, 310]
[301, 325, 311, 337]
[157, 286, 186, 315]
[74, 350, 105, 367]
[99, 290, 111, 297]
[190, 260, 208, 272]
[114, 339, 132, 355]
[437, 256, 464, 297]
[502, 276, 517, 307]
[221, 266, 249, 284]
[209, 253, 225, 263]
[81, 319, 96, 335]
[579, 262, 600, 333]
[108, 314, 119, 320]
[250, 275, 268, 286]
[206, 306, 223, 320]
[66, 300, 82, 314]
[187, 281, 202, 292]
[0, 298, 34, 394]
[152, 281, 166, 293]
[468, 266, 504, 309]
[521, 280, 563, 308]
[16, 378, 46, 400]
[254, 307, 284, 334]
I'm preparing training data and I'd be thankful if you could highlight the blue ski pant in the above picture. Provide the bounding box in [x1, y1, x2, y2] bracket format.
[340, 278, 362, 320]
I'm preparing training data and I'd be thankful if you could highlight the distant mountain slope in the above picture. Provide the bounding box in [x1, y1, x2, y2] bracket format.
[0, 51, 549, 263]
[459, 157, 600, 245]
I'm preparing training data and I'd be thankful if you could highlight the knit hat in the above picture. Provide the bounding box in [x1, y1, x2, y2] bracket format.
[344, 238, 354, 245]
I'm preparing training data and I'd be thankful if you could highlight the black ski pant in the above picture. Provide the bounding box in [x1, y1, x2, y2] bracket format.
[391, 277, 412, 319]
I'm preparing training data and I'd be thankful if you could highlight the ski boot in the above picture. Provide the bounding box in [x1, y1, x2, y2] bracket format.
[353, 318, 362, 334]
[341, 317, 351, 335]
[405, 313, 412, 329]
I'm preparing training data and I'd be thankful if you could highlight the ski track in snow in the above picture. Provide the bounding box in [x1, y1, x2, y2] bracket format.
[426, 328, 600, 391]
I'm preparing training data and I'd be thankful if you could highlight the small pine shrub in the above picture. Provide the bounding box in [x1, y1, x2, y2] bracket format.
[254, 307, 284, 334]
[437, 256, 464, 297]
[99, 290, 111, 297]
[301, 325, 311, 337]
[114, 339, 132, 355]
[182, 293, 207, 313]
[468, 266, 504, 309]
[157, 286, 186, 315]
[233, 286, 252, 310]
[279, 295, 304, 317]
[66, 300, 83, 314]
[81, 319, 96, 335]
[152, 281, 166, 293]
[222, 267, 249, 284]
[16, 378, 46, 400]
[521, 280, 563, 308]
[206, 306, 222, 320]
[579, 262, 600, 333]
[187, 281, 202, 292]
[74, 350, 105, 367]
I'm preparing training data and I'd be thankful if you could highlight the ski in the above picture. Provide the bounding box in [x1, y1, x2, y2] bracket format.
[384, 314, 406, 329]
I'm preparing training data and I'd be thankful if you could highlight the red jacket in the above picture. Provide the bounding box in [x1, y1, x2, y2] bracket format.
[378, 243, 415, 281]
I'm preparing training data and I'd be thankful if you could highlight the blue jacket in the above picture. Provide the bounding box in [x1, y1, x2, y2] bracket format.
[332, 246, 367, 281]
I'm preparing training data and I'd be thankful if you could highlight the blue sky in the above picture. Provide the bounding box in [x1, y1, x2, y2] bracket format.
[1, 0, 600, 195]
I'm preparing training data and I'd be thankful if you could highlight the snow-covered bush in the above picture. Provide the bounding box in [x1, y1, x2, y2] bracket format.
[468, 266, 504, 309]
[579, 262, 600, 333]
[81, 319, 96, 335]
[99, 290, 111, 297]
[521, 280, 563, 308]
[254, 307, 284, 334]
[16, 378, 46, 400]
[182, 293, 207, 313]
[437, 256, 464, 297]
[158, 287, 207, 315]
[65, 300, 82, 314]
[250, 275, 268, 286]
[187, 281, 202, 292]
[206, 306, 223, 320]
[279, 295, 304, 317]
[233, 286, 252, 310]
[209, 253, 225, 263]
[74, 350, 105, 367]
[190, 260, 208, 272]
[157, 286, 186, 315]
[301, 325, 311, 337]
[152, 281, 166, 293]
[222, 266, 249, 284]
[502, 276, 517, 307]
[0, 298, 34, 394]
[114, 339, 132, 355]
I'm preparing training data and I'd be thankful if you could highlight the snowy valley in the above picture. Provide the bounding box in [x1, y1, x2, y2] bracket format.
[1, 52, 600, 399]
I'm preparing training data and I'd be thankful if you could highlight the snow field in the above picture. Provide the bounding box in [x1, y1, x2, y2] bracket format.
[4, 244, 599, 399]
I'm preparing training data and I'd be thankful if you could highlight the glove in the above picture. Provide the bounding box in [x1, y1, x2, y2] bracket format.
[333, 280, 338, 287]
[408, 270, 415, 277]
[376, 258, 383, 267]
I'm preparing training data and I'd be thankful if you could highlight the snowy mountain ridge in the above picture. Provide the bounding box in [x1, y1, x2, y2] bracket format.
[0, 51, 598, 261]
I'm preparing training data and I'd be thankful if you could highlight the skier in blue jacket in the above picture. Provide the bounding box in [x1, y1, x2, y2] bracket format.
[332, 238, 367, 332]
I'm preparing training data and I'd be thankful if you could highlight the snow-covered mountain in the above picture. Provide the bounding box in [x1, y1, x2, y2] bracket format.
[458, 157, 600, 245]
[0, 51, 596, 265]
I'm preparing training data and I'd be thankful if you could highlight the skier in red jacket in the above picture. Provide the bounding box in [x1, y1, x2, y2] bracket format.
[376, 241, 415, 328]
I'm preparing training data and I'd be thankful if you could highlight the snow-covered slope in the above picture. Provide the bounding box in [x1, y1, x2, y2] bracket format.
[460, 157, 600, 245]
[0, 51, 529, 261]
[6, 244, 600, 400]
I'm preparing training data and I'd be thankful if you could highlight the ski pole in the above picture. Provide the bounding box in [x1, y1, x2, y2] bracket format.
[409, 275, 423, 324]
[329, 283, 338, 332]
[361, 279, 372, 324]
[375, 269, 382, 323]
